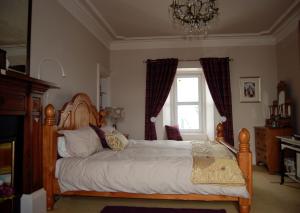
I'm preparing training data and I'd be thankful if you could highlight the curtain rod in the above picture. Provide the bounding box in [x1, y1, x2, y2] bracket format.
[143, 58, 233, 63]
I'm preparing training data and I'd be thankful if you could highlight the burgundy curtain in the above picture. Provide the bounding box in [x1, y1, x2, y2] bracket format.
[199, 57, 234, 145]
[145, 58, 178, 140]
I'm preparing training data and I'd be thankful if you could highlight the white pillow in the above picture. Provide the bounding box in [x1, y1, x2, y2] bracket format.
[58, 126, 102, 157]
[57, 136, 72, 158]
[105, 131, 129, 151]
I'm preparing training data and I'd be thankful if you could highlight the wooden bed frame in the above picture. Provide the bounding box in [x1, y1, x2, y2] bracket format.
[43, 93, 253, 213]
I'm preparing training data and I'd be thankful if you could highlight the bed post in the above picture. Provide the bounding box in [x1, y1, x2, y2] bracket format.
[43, 104, 57, 210]
[215, 123, 224, 142]
[238, 128, 252, 213]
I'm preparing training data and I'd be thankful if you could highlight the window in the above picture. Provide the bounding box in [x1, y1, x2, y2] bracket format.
[173, 69, 205, 133]
[164, 67, 215, 140]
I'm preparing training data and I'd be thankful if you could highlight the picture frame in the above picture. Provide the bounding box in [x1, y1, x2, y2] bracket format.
[239, 77, 261, 103]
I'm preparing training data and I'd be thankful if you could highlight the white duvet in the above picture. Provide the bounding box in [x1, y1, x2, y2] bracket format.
[56, 140, 248, 198]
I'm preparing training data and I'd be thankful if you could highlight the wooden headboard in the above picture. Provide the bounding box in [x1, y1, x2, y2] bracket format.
[57, 93, 100, 130]
[43, 93, 102, 207]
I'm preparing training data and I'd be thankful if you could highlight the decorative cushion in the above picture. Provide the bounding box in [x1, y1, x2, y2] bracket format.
[58, 126, 102, 157]
[57, 136, 72, 158]
[105, 131, 129, 151]
[165, 125, 183, 141]
[89, 124, 110, 149]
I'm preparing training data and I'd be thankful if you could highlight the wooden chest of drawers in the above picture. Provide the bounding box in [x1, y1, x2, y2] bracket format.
[255, 127, 293, 174]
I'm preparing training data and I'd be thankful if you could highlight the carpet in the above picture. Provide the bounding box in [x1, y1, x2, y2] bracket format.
[101, 206, 226, 213]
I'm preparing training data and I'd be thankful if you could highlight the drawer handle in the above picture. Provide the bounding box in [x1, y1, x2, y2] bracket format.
[0, 96, 4, 105]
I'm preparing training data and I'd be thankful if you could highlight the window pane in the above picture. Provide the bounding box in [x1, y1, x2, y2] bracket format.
[177, 77, 198, 102]
[177, 105, 199, 130]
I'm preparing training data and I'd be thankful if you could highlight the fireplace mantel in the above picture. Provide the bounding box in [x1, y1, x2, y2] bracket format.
[0, 72, 58, 195]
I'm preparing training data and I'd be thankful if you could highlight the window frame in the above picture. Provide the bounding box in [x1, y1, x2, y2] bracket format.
[170, 68, 207, 134]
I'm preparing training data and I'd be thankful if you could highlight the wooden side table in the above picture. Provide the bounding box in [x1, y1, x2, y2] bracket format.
[277, 136, 300, 184]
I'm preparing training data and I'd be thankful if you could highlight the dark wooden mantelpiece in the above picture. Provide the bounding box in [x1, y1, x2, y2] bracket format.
[0, 72, 58, 194]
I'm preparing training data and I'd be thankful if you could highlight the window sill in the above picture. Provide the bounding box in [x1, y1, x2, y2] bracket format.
[181, 132, 208, 141]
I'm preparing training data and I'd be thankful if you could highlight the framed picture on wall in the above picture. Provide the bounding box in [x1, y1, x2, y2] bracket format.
[239, 77, 261, 103]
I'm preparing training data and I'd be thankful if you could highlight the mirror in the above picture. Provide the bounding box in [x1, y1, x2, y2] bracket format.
[278, 91, 285, 106]
[277, 81, 287, 104]
[0, 0, 32, 75]
[266, 81, 293, 127]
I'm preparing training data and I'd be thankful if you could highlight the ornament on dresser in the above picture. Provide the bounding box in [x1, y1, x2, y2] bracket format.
[266, 81, 293, 128]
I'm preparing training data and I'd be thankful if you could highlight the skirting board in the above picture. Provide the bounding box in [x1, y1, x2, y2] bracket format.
[21, 188, 46, 213]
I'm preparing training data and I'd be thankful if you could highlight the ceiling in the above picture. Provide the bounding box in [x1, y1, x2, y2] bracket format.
[0, 0, 298, 47]
[0, 0, 297, 56]
[85, 0, 296, 39]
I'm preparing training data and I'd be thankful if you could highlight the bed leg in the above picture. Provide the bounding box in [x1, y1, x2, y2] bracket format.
[239, 205, 250, 213]
[239, 204, 250, 213]
[239, 198, 250, 213]
[47, 195, 55, 210]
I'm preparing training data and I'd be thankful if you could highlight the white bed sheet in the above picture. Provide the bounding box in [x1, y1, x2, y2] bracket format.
[56, 140, 248, 198]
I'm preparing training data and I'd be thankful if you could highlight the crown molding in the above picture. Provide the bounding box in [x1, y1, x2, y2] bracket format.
[84, 0, 119, 39]
[274, 15, 299, 43]
[259, 0, 300, 36]
[273, 5, 300, 43]
[110, 34, 276, 50]
[57, 0, 114, 49]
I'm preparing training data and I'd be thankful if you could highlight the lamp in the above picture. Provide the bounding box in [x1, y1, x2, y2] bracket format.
[37, 57, 66, 105]
[37, 57, 66, 79]
[105, 107, 124, 129]
[169, 0, 219, 35]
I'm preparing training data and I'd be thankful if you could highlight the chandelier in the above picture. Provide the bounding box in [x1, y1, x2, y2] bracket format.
[169, 0, 219, 35]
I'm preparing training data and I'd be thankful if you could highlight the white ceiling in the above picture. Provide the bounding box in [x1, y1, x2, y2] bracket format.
[0, 0, 298, 47]
[86, 0, 296, 38]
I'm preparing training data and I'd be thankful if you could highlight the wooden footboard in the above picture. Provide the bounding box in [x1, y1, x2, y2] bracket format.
[216, 123, 253, 212]
[43, 93, 252, 213]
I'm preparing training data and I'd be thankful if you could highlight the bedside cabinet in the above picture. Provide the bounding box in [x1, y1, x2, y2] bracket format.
[255, 127, 293, 174]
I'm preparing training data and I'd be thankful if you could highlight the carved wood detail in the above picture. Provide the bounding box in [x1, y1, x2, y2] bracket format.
[57, 93, 99, 130]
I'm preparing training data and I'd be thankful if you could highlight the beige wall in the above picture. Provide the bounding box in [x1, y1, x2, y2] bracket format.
[30, 0, 110, 109]
[111, 45, 278, 163]
[277, 28, 300, 133]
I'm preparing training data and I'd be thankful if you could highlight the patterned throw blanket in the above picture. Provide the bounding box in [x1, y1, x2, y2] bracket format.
[191, 141, 245, 185]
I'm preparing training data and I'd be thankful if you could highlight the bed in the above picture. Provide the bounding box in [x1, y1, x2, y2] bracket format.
[43, 93, 252, 213]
